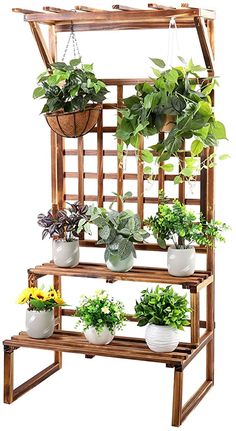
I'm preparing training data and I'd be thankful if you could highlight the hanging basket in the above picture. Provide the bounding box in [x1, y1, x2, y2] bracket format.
[45, 104, 102, 138]
[160, 115, 176, 133]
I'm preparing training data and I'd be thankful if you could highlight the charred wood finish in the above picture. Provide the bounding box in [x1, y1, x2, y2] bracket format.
[6, 6, 216, 427]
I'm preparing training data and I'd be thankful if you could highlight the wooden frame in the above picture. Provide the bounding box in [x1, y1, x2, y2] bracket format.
[4, 4, 216, 427]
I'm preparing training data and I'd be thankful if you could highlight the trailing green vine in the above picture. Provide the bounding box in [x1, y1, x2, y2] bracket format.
[116, 57, 228, 180]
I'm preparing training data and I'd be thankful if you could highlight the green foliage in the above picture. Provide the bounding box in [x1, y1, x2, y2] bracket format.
[79, 193, 150, 261]
[145, 198, 229, 249]
[33, 57, 108, 113]
[135, 285, 191, 330]
[74, 290, 126, 333]
[116, 57, 227, 178]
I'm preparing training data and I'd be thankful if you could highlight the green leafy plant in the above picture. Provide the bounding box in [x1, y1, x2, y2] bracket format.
[33, 57, 108, 113]
[116, 57, 227, 179]
[78, 193, 150, 261]
[75, 290, 126, 334]
[135, 285, 190, 330]
[17, 286, 66, 311]
[145, 198, 229, 249]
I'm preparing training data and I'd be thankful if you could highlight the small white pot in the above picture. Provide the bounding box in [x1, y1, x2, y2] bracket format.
[167, 245, 195, 277]
[84, 326, 114, 345]
[26, 309, 54, 339]
[145, 324, 180, 352]
[106, 250, 134, 272]
[52, 239, 80, 267]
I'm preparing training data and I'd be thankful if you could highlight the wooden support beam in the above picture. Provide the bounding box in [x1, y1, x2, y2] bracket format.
[29, 22, 53, 69]
[148, 3, 176, 10]
[12, 8, 42, 14]
[194, 17, 215, 74]
[112, 5, 143, 10]
[43, 6, 75, 13]
[74, 5, 108, 12]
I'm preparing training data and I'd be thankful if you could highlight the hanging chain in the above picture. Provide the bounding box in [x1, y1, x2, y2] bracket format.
[62, 23, 81, 62]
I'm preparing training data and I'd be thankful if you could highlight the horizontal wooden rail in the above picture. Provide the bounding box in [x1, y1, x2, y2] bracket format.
[64, 194, 201, 205]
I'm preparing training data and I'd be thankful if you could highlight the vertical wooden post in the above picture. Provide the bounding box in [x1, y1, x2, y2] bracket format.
[190, 292, 200, 344]
[158, 132, 165, 202]
[4, 347, 14, 404]
[117, 84, 124, 211]
[206, 18, 215, 384]
[49, 25, 62, 368]
[172, 368, 183, 427]
[178, 140, 185, 203]
[97, 110, 104, 207]
[137, 135, 144, 223]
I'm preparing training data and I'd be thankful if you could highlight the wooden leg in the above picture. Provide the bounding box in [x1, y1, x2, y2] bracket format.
[3, 344, 61, 404]
[54, 275, 62, 368]
[172, 368, 183, 427]
[85, 354, 95, 359]
[4, 347, 14, 404]
[206, 337, 214, 382]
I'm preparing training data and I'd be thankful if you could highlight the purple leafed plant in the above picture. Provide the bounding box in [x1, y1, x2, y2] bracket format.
[37, 201, 88, 242]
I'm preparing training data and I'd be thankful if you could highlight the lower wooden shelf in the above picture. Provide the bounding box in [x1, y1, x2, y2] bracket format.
[4, 329, 213, 370]
[3, 329, 214, 426]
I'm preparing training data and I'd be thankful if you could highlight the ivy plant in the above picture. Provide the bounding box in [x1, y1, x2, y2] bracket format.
[33, 57, 108, 113]
[116, 57, 227, 180]
[145, 198, 229, 249]
[135, 285, 191, 330]
[74, 290, 126, 334]
[78, 193, 150, 261]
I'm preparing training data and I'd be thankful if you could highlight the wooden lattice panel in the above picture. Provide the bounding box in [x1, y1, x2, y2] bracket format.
[54, 78, 211, 252]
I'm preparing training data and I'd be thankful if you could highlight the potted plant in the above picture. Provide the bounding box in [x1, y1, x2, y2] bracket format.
[145, 199, 229, 276]
[17, 285, 66, 339]
[74, 290, 126, 345]
[135, 285, 190, 352]
[38, 201, 90, 268]
[79, 194, 150, 272]
[33, 57, 108, 138]
[116, 57, 227, 180]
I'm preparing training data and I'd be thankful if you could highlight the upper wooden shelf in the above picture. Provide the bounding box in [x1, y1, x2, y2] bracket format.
[13, 5, 215, 32]
[29, 262, 213, 292]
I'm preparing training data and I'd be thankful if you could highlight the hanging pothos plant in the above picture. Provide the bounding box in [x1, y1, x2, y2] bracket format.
[116, 57, 228, 181]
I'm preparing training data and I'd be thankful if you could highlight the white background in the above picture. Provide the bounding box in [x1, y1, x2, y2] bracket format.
[0, 1, 235, 430]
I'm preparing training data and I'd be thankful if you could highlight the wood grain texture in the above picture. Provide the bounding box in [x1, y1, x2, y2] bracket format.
[29, 22, 52, 69]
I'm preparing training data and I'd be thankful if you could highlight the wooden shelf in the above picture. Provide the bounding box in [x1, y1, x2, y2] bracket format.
[3, 329, 213, 370]
[29, 262, 213, 292]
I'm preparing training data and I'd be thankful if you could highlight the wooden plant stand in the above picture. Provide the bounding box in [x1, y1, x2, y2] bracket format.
[5, 4, 216, 427]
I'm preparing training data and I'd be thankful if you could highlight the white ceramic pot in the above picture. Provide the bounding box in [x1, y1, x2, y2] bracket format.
[84, 326, 114, 345]
[167, 246, 195, 277]
[26, 309, 54, 339]
[145, 324, 180, 352]
[52, 239, 80, 267]
[106, 250, 134, 272]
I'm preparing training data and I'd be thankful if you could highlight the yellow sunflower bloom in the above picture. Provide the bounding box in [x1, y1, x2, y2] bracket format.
[54, 296, 65, 305]
[31, 289, 47, 301]
[16, 288, 34, 304]
[46, 289, 58, 300]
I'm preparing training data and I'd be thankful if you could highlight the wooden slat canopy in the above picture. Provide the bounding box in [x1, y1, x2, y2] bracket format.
[13, 4, 215, 32]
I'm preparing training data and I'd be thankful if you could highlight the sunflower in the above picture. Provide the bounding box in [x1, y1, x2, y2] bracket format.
[31, 289, 47, 301]
[46, 289, 58, 300]
[54, 296, 65, 305]
[16, 288, 34, 304]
